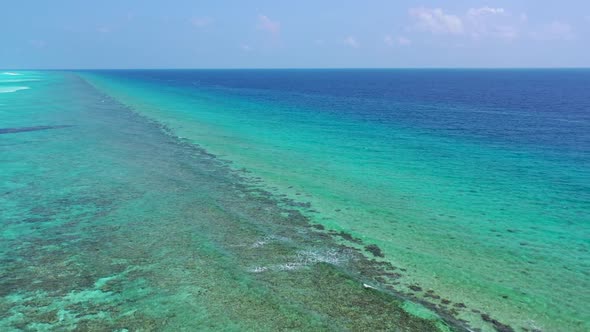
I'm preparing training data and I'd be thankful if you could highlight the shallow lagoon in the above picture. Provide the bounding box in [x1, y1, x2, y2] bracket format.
[1, 72, 454, 331]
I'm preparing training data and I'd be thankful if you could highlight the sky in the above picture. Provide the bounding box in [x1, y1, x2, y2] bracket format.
[1, 0, 588, 68]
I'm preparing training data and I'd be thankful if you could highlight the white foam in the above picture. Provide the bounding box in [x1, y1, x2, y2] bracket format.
[2, 72, 22, 76]
[296, 249, 345, 265]
[276, 262, 304, 271]
[0, 79, 40, 83]
[247, 249, 350, 274]
[248, 266, 269, 273]
[250, 235, 290, 248]
[0, 86, 30, 93]
[251, 240, 267, 248]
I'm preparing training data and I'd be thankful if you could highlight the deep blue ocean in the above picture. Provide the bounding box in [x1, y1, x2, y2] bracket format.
[91, 69, 590, 154]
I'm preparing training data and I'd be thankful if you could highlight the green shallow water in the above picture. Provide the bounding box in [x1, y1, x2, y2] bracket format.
[1, 72, 455, 331]
[76, 71, 590, 332]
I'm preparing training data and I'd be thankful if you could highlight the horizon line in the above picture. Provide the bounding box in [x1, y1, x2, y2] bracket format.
[3, 67, 590, 71]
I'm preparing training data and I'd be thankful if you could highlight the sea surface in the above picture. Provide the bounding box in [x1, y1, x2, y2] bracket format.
[1, 69, 589, 331]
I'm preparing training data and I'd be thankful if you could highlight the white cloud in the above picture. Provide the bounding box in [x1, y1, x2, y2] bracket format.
[409, 7, 464, 34]
[409, 6, 521, 41]
[384, 35, 394, 46]
[532, 21, 574, 41]
[407, 6, 576, 44]
[344, 36, 359, 48]
[385, 35, 411, 46]
[465, 7, 517, 40]
[398, 36, 412, 45]
[493, 25, 518, 40]
[467, 7, 505, 18]
[191, 17, 214, 27]
[258, 14, 280, 36]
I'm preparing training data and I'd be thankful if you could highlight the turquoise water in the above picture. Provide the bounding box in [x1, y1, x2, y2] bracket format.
[1, 71, 453, 331]
[2, 69, 589, 331]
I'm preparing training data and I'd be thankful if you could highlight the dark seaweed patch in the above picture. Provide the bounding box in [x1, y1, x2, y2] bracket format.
[481, 314, 515, 332]
[328, 230, 363, 244]
[408, 285, 422, 292]
[365, 244, 384, 257]
[0, 125, 72, 134]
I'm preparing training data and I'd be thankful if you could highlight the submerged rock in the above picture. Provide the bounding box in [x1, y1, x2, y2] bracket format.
[0, 125, 72, 134]
[481, 313, 515, 332]
[408, 285, 422, 292]
[365, 244, 385, 257]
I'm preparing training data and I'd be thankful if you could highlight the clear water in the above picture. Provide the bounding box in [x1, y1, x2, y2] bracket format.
[1, 71, 452, 331]
[2, 69, 589, 331]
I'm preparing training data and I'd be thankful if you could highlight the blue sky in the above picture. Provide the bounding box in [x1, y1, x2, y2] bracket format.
[1, 1, 588, 68]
